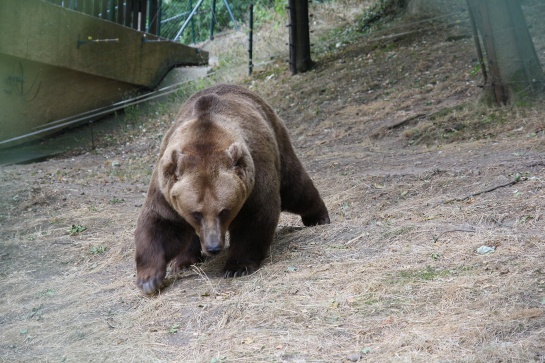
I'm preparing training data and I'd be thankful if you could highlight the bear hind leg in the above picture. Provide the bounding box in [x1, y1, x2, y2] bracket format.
[280, 169, 330, 226]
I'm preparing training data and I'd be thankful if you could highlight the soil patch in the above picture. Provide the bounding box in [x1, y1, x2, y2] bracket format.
[1, 2, 544, 362]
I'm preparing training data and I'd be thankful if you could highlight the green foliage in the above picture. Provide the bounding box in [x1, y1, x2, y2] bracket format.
[160, 0, 286, 44]
[90, 245, 108, 255]
[169, 323, 181, 334]
[67, 224, 86, 236]
[254, 0, 286, 21]
[359, 0, 407, 32]
[395, 266, 451, 283]
[124, 104, 141, 124]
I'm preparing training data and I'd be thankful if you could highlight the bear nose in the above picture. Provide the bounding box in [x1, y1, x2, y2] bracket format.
[202, 226, 223, 256]
[206, 245, 222, 255]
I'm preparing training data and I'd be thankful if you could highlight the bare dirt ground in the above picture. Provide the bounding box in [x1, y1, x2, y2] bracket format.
[1, 1, 545, 362]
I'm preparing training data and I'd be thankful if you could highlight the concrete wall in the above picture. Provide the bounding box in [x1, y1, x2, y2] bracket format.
[0, 0, 208, 87]
[0, 53, 137, 146]
[0, 0, 209, 148]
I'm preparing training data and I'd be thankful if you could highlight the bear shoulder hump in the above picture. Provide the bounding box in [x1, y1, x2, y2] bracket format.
[193, 93, 222, 116]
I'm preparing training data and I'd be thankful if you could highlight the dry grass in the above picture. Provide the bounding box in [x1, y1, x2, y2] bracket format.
[1, 1, 545, 362]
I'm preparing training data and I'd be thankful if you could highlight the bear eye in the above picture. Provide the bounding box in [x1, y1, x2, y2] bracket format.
[219, 209, 230, 221]
[192, 212, 203, 222]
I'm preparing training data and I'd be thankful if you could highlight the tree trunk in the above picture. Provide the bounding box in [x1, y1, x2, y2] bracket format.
[467, 0, 545, 104]
[288, 0, 312, 75]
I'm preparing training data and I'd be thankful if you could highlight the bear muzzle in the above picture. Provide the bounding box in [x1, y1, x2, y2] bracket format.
[202, 230, 224, 256]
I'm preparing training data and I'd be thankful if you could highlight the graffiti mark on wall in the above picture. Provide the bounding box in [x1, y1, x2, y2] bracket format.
[3, 62, 41, 102]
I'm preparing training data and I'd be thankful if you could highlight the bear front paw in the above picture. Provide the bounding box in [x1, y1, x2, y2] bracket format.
[223, 267, 251, 278]
[223, 259, 259, 278]
[171, 253, 204, 274]
[136, 269, 166, 295]
[302, 211, 330, 226]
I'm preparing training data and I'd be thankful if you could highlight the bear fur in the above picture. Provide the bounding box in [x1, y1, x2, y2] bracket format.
[135, 84, 329, 294]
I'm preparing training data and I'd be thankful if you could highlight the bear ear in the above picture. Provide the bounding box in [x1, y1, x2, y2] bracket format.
[163, 149, 184, 180]
[227, 142, 244, 168]
[227, 142, 255, 185]
[227, 142, 256, 184]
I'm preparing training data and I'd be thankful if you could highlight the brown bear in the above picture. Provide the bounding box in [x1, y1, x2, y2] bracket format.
[134, 84, 329, 294]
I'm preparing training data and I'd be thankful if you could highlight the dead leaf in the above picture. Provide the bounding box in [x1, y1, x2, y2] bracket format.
[242, 337, 254, 344]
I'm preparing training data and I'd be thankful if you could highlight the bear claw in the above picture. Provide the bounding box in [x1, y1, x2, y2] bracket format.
[137, 275, 164, 295]
[302, 213, 330, 227]
[223, 268, 250, 278]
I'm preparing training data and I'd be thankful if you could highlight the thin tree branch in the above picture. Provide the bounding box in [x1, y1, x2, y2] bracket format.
[443, 177, 522, 204]
[386, 113, 426, 130]
[433, 228, 476, 243]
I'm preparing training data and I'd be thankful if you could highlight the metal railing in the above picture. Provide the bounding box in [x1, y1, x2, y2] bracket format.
[45, 0, 162, 35]
[45, 0, 241, 44]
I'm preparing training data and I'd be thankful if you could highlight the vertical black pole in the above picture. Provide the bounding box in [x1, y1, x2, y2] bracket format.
[157, 0, 162, 36]
[84, 0, 93, 15]
[210, 0, 217, 40]
[288, 0, 296, 74]
[249, 3, 254, 76]
[288, 0, 312, 74]
[147, 0, 153, 33]
[93, 0, 101, 17]
[149, 0, 159, 34]
[89, 121, 95, 150]
[139, 0, 147, 32]
[109, 0, 116, 21]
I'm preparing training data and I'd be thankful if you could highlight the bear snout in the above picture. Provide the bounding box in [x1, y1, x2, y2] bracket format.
[206, 245, 222, 255]
[203, 233, 223, 256]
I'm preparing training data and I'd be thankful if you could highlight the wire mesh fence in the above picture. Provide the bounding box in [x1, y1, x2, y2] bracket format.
[40, 0, 545, 66]
[158, 0, 249, 44]
[6, 0, 545, 154]
[522, 0, 545, 67]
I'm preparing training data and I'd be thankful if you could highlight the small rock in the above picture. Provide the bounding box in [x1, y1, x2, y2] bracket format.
[476, 245, 495, 255]
[112, 160, 121, 167]
[347, 352, 361, 362]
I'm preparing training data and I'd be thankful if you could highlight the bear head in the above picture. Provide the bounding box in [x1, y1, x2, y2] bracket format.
[158, 134, 255, 256]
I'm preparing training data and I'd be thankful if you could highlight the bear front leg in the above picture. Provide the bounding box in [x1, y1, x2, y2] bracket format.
[135, 212, 193, 294]
[171, 234, 204, 274]
[223, 207, 279, 278]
